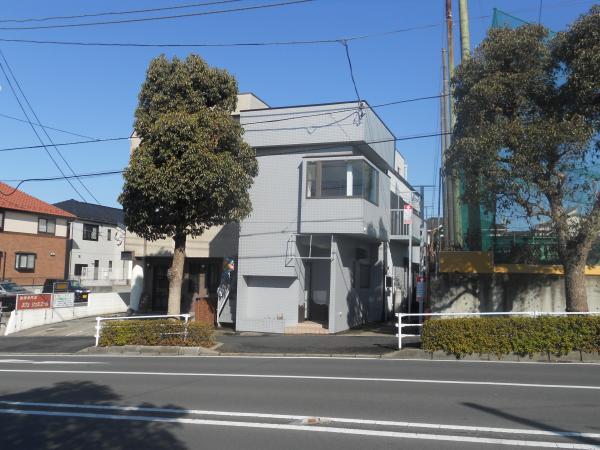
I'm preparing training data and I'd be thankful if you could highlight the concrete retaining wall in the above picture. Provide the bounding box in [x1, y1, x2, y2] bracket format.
[430, 273, 600, 313]
[3, 292, 130, 336]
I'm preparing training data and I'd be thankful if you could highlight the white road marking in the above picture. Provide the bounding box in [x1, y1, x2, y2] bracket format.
[0, 359, 104, 365]
[0, 368, 598, 390]
[2, 353, 599, 365]
[0, 408, 597, 449]
[2, 400, 599, 440]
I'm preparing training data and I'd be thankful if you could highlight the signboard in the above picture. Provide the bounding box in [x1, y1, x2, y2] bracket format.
[16, 294, 52, 310]
[416, 276, 425, 302]
[53, 292, 75, 308]
[52, 281, 69, 293]
[403, 204, 413, 225]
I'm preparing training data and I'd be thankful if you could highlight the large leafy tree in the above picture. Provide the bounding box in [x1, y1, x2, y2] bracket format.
[447, 7, 600, 311]
[120, 54, 258, 315]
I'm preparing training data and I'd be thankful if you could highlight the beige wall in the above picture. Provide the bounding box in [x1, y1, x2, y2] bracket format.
[3, 210, 68, 237]
[125, 225, 230, 258]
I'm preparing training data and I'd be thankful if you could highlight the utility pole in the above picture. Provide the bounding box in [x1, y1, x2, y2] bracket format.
[445, 0, 462, 248]
[441, 48, 453, 249]
[459, 0, 482, 251]
[459, 0, 471, 59]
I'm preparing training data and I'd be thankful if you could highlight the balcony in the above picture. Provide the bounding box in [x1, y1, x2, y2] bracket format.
[390, 209, 422, 243]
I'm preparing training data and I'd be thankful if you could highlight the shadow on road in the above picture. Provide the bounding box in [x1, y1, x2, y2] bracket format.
[462, 402, 600, 446]
[0, 381, 187, 450]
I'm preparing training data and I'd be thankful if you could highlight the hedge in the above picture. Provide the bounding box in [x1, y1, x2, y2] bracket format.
[421, 316, 600, 358]
[99, 319, 215, 347]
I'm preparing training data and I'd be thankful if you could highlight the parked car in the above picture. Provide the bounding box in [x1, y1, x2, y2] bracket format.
[0, 281, 32, 311]
[42, 279, 90, 304]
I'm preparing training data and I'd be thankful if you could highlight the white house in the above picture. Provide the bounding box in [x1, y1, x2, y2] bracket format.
[54, 200, 131, 288]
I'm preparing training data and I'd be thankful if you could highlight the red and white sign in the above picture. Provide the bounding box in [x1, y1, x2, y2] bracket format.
[16, 294, 52, 310]
[403, 204, 413, 225]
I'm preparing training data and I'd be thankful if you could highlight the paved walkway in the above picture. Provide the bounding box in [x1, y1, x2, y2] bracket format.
[0, 316, 407, 355]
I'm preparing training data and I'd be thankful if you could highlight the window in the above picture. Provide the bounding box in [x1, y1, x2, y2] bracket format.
[38, 217, 56, 235]
[15, 253, 36, 271]
[108, 261, 113, 272]
[83, 224, 99, 241]
[0, 210, 4, 231]
[306, 160, 379, 204]
[74, 264, 87, 276]
[107, 229, 112, 241]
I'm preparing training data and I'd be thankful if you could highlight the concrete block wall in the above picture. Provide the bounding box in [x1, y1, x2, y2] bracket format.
[430, 273, 600, 313]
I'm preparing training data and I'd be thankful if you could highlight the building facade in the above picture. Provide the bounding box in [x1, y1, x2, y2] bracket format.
[125, 94, 421, 332]
[233, 95, 421, 334]
[0, 183, 74, 288]
[54, 200, 132, 288]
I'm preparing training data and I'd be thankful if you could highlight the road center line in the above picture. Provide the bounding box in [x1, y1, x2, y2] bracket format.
[0, 408, 597, 449]
[0, 368, 598, 390]
[1, 400, 598, 440]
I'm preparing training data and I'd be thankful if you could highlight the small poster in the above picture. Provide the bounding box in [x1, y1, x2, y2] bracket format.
[403, 204, 413, 225]
[53, 292, 75, 308]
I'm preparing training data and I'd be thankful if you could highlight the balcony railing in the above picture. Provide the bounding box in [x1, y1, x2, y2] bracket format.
[390, 209, 422, 241]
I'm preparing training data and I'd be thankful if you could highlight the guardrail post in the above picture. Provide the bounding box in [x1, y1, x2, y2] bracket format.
[94, 317, 101, 347]
[183, 314, 189, 342]
[398, 313, 403, 350]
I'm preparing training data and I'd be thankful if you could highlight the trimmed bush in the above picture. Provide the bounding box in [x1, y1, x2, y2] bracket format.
[421, 315, 600, 358]
[99, 319, 215, 348]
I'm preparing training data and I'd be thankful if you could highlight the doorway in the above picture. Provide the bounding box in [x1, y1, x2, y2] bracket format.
[152, 265, 169, 311]
[307, 259, 330, 324]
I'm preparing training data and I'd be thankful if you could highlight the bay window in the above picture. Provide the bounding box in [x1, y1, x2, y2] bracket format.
[306, 160, 378, 205]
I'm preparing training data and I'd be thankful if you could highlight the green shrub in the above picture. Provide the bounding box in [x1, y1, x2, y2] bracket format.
[421, 315, 600, 358]
[99, 319, 215, 347]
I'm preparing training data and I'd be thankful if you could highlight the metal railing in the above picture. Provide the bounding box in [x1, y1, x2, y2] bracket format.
[390, 209, 422, 239]
[396, 311, 600, 349]
[94, 314, 190, 347]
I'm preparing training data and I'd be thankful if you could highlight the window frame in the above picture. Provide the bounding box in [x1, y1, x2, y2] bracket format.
[38, 217, 56, 235]
[15, 252, 36, 271]
[306, 159, 379, 205]
[107, 229, 112, 241]
[82, 223, 99, 241]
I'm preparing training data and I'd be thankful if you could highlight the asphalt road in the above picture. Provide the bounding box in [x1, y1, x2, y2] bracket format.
[0, 355, 598, 449]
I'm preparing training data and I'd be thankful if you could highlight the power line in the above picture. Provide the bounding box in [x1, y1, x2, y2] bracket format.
[0, 137, 129, 153]
[0, 0, 244, 24]
[0, 170, 124, 196]
[0, 24, 442, 48]
[0, 0, 314, 31]
[0, 49, 101, 204]
[0, 93, 448, 154]
[0, 51, 87, 202]
[0, 112, 97, 140]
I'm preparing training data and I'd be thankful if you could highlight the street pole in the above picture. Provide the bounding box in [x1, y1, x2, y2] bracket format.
[407, 218, 412, 317]
[445, 0, 462, 248]
[459, 0, 471, 59]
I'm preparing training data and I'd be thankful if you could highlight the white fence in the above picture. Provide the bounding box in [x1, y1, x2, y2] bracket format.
[396, 311, 600, 350]
[3, 292, 129, 336]
[95, 314, 190, 347]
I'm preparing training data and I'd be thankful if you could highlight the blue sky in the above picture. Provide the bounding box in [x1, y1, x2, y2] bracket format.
[0, 0, 596, 213]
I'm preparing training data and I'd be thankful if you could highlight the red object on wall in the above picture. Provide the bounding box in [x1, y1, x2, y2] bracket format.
[195, 296, 216, 325]
[16, 293, 52, 310]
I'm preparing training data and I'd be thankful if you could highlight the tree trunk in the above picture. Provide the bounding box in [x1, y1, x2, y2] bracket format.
[167, 232, 186, 315]
[563, 256, 589, 312]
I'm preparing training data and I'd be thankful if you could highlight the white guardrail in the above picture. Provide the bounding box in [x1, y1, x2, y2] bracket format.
[95, 314, 190, 347]
[396, 311, 600, 350]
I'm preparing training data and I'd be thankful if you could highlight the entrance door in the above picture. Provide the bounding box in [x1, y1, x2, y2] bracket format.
[152, 265, 169, 311]
[308, 260, 330, 324]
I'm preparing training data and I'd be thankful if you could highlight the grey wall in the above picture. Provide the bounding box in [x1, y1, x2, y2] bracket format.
[240, 101, 395, 169]
[430, 273, 600, 313]
[329, 235, 384, 333]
